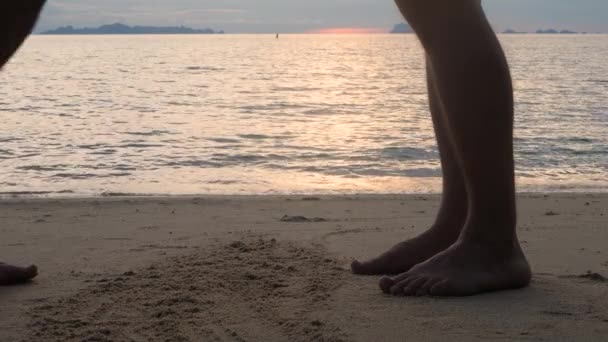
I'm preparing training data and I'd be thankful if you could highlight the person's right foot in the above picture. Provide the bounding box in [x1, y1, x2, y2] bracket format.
[0, 262, 38, 285]
[351, 225, 461, 275]
[378, 236, 532, 297]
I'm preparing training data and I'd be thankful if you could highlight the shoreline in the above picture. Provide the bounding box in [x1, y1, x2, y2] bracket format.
[1, 193, 607, 341]
[2, 190, 608, 200]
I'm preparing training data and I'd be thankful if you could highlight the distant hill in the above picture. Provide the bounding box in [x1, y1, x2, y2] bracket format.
[536, 28, 577, 34]
[503, 29, 527, 34]
[390, 23, 413, 34]
[503, 28, 584, 34]
[40, 23, 224, 35]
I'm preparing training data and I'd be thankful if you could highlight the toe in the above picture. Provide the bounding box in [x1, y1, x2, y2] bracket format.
[390, 276, 420, 296]
[352, 253, 407, 276]
[379, 276, 395, 293]
[403, 277, 428, 296]
[25, 265, 38, 279]
[352, 258, 390, 276]
[350, 260, 364, 274]
[0, 264, 38, 285]
[429, 280, 453, 296]
[415, 278, 441, 296]
[390, 271, 413, 284]
[382, 271, 415, 295]
[351, 260, 372, 275]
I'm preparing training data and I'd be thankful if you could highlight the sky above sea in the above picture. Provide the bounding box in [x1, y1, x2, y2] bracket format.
[37, 0, 608, 34]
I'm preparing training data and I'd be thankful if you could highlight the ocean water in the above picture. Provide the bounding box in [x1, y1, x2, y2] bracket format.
[1, 34, 607, 196]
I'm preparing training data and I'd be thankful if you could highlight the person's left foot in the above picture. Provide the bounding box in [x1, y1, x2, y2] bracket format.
[0, 262, 38, 285]
[379, 237, 531, 296]
[351, 224, 461, 276]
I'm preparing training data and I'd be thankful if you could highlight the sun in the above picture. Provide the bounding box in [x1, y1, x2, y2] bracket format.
[308, 27, 386, 34]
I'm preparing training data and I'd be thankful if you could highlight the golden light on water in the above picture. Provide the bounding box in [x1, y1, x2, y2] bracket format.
[308, 27, 386, 34]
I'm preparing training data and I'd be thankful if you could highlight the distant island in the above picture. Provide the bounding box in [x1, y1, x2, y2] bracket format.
[502, 29, 527, 34]
[503, 28, 580, 34]
[40, 23, 224, 35]
[390, 23, 413, 34]
[536, 28, 577, 34]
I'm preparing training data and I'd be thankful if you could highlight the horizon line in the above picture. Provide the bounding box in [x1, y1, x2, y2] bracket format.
[35, 23, 607, 35]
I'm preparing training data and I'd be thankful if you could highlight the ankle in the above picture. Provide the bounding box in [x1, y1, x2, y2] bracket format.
[457, 211, 518, 242]
[432, 201, 468, 231]
[457, 226, 521, 253]
[425, 224, 462, 244]
[433, 212, 466, 230]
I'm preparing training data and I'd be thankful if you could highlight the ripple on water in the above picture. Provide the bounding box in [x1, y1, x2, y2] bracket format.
[185, 66, 224, 72]
[376, 147, 436, 161]
[207, 138, 241, 144]
[52, 172, 132, 179]
[89, 149, 118, 155]
[238, 134, 272, 140]
[17, 165, 66, 172]
[164, 160, 223, 168]
[118, 143, 165, 148]
[123, 130, 176, 136]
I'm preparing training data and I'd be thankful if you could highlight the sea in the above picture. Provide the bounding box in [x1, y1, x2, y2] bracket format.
[1, 34, 607, 197]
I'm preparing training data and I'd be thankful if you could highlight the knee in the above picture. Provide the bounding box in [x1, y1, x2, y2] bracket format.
[395, 0, 481, 20]
[395, 0, 449, 12]
[395, 0, 484, 39]
[394, 0, 430, 15]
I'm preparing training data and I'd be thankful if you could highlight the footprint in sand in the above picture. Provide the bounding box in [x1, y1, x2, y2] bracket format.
[26, 239, 350, 342]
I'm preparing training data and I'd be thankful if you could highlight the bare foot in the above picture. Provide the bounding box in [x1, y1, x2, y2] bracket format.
[0, 262, 38, 286]
[379, 238, 531, 296]
[351, 225, 461, 275]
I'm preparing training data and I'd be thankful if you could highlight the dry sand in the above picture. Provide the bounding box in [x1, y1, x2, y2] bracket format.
[0, 194, 606, 341]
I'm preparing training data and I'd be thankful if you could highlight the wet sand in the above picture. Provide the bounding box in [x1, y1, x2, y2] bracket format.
[1, 194, 607, 341]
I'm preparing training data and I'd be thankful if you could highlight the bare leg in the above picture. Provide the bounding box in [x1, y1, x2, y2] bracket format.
[380, 0, 531, 296]
[0, 1, 46, 286]
[0, 1, 46, 68]
[351, 57, 468, 275]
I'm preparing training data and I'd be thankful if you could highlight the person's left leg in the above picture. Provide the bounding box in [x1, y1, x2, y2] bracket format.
[0, 0, 46, 286]
[351, 57, 468, 275]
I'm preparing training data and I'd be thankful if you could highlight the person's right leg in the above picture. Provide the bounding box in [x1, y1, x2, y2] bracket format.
[351, 57, 468, 275]
[0, 0, 46, 286]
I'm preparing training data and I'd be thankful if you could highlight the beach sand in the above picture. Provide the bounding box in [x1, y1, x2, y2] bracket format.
[1, 194, 606, 341]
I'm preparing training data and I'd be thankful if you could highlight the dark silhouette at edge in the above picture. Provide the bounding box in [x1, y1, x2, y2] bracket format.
[0, 0, 45, 285]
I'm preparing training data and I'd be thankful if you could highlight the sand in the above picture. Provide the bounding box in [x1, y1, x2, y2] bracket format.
[0, 194, 606, 341]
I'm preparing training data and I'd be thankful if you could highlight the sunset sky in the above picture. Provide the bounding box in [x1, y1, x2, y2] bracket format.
[37, 0, 608, 33]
